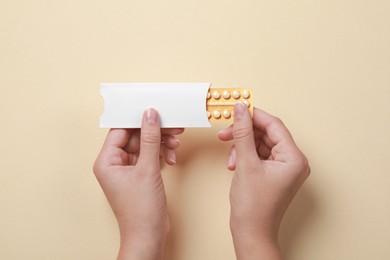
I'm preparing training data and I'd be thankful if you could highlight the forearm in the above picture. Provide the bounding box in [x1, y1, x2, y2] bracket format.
[117, 232, 167, 260]
[231, 232, 283, 260]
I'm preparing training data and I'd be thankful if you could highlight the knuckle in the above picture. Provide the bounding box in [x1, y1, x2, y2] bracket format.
[92, 161, 98, 174]
[92, 160, 103, 178]
[92, 153, 103, 173]
[306, 164, 311, 177]
[268, 116, 285, 131]
[141, 130, 161, 144]
[296, 153, 310, 178]
[273, 116, 284, 125]
[233, 126, 252, 140]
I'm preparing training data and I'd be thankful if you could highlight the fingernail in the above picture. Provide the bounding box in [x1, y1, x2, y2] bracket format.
[234, 102, 245, 119]
[169, 153, 176, 165]
[227, 154, 233, 168]
[145, 108, 157, 124]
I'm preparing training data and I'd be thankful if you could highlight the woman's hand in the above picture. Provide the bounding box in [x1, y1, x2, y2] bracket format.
[93, 108, 184, 260]
[218, 103, 310, 260]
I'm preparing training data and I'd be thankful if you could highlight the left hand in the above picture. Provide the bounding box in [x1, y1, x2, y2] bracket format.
[93, 108, 184, 260]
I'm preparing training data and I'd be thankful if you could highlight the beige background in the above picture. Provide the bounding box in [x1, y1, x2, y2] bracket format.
[1, 0, 389, 259]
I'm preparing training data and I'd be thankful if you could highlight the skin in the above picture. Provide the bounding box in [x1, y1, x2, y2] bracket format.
[93, 108, 184, 260]
[93, 104, 310, 260]
[218, 102, 310, 259]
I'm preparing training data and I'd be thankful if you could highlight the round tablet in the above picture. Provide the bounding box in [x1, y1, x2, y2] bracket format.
[213, 110, 221, 119]
[207, 111, 211, 118]
[242, 90, 250, 99]
[232, 90, 241, 99]
[223, 91, 231, 99]
[213, 91, 221, 99]
[207, 92, 211, 99]
[223, 110, 231, 119]
[243, 100, 251, 107]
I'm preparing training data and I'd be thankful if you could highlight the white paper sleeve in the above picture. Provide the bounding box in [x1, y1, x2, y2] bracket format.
[100, 83, 212, 128]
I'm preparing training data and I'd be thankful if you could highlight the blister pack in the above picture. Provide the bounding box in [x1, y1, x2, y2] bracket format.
[206, 88, 253, 122]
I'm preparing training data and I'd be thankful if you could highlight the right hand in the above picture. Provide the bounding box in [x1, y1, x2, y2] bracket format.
[218, 103, 310, 259]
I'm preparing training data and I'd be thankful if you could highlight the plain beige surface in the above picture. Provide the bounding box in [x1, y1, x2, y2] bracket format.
[1, 1, 390, 259]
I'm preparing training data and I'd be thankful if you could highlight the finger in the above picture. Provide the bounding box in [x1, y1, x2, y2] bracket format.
[227, 145, 236, 171]
[252, 108, 300, 162]
[95, 129, 134, 169]
[162, 135, 181, 149]
[161, 128, 185, 135]
[253, 128, 273, 160]
[102, 129, 133, 150]
[124, 129, 140, 154]
[125, 131, 181, 154]
[219, 124, 264, 142]
[217, 125, 233, 141]
[232, 102, 258, 164]
[163, 147, 177, 166]
[257, 141, 272, 160]
[138, 108, 161, 169]
[128, 153, 139, 165]
[253, 127, 265, 139]
[159, 144, 177, 165]
[252, 108, 295, 146]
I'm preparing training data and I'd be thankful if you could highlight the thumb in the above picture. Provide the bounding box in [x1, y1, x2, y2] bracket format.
[233, 102, 258, 164]
[138, 108, 161, 169]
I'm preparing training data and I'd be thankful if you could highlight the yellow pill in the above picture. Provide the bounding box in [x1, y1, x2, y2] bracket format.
[242, 90, 250, 99]
[243, 100, 251, 107]
[223, 91, 231, 99]
[232, 90, 241, 99]
[207, 92, 211, 99]
[213, 110, 221, 119]
[213, 91, 221, 99]
[207, 111, 211, 118]
[223, 110, 231, 118]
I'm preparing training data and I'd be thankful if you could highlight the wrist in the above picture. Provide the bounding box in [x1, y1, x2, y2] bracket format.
[230, 227, 279, 249]
[117, 230, 168, 260]
[117, 218, 170, 260]
[231, 231, 282, 260]
[230, 217, 282, 260]
[230, 215, 280, 244]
